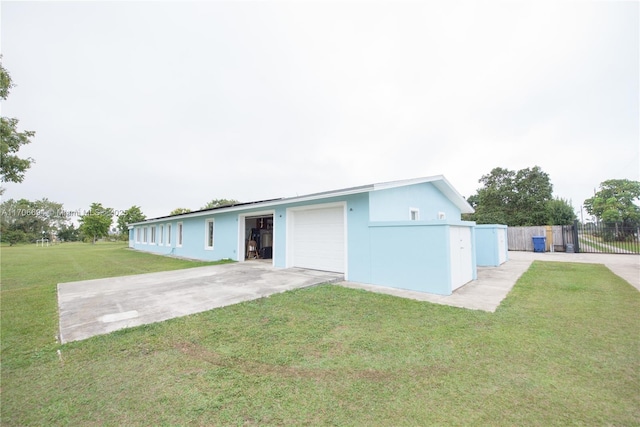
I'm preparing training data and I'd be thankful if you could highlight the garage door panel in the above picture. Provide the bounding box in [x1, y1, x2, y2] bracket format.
[291, 206, 345, 273]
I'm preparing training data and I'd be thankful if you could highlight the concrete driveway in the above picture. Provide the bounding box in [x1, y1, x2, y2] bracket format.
[57, 262, 343, 343]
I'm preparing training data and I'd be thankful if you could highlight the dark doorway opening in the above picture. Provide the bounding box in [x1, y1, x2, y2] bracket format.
[244, 215, 274, 260]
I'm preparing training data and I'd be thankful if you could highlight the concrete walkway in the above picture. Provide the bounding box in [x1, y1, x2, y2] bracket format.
[57, 263, 343, 343]
[338, 251, 639, 312]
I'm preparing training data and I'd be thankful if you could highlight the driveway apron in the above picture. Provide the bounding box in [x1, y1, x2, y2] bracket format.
[57, 262, 342, 343]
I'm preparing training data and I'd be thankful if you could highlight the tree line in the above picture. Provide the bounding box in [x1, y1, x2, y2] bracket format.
[0, 199, 241, 246]
[464, 166, 640, 238]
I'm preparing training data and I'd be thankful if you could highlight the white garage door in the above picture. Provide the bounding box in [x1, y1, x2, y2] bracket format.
[290, 206, 345, 273]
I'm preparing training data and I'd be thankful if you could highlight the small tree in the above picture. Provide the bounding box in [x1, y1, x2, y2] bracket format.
[79, 203, 113, 244]
[170, 208, 191, 216]
[117, 205, 146, 237]
[584, 179, 640, 241]
[57, 223, 79, 242]
[201, 199, 239, 210]
[4, 229, 26, 246]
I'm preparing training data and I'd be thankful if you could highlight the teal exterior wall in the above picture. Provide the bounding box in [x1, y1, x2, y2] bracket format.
[361, 221, 477, 295]
[131, 212, 237, 261]
[369, 182, 460, 221]
[367, 222, 451, 294]
[273, 206, 287, 268]
[475, 224, 508, 266]
[345, 192, 371, 283]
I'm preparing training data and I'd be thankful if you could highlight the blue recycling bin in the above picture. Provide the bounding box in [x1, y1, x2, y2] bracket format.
[532, 236, 546, 253]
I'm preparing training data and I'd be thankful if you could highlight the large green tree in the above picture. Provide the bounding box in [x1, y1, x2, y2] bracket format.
[200, 198, 239, 210]
[584, 179, 640, 240]
[1, 58, 35, 191]
[79, 203, 113, 244]
[468, 166, 554, 226]
[0, 198, 65, 244]
[117, 205, 146, 237]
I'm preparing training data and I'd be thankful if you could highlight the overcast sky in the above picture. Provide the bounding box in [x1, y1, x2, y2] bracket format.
[1, 0, 638, 221]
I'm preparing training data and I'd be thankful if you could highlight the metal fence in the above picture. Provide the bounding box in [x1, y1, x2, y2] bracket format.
[563, 222, 640, 254]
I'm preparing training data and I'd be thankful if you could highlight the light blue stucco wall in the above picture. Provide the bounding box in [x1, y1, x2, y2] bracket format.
[269, 193, 370, 273]
[131, 212, 237, 260]
[131, 194, 372, 276]
[130, 183, 476, 295]
[273, 206, 287, 268]
[369, 182, 461, 222]
[367, 222, 452, 294]
[475, 224, 508, 267]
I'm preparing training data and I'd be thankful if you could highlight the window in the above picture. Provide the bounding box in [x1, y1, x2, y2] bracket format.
[150, 226, 156, 244]
[143, 227, 148, 243]
[410, 208, 420, 221]
[166, 223, 172, 246]
[205, 219, 214, 249]
[177, 222, 183, 247]
[135, 227, 141, 243]
[159, 225, 164, 245]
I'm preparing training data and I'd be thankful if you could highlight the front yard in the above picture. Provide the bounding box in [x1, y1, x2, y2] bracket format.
[1, 242, 638, 425]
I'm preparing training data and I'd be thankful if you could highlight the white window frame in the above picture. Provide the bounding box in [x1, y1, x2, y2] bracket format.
[150, 225, 156, 245]
[410, 208, 420, 221]
[159, 224, 164, 245]
[143, 226, 148, 243]
[204, 218, 215, 250]
[135, 227, 140, 243]
[166, 223, 172, 246]
[177, 222, 183, 247]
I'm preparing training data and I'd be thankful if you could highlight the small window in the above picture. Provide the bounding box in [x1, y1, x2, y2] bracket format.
[159, 225, 164, 245]
[143, 227, 148, 243]
[150, 226, 156, 244]
[135, 227, 141, 243]
[205, 219, 214, 250]
[166, 223, 172, 246]
[177, 222, 183, 247]
[410, 208, 420, 221]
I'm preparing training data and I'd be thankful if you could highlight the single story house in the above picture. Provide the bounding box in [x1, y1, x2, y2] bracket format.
[128, 175, 477, 295]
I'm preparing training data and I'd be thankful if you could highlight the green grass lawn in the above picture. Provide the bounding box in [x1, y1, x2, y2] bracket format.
[2, 243, 639, 425]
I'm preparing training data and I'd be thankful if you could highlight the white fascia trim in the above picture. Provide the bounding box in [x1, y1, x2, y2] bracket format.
[129, 188, 374, 226]
[129, 174, 474, 225]
[372, 175, 443, 191]
[432, 178, 475, 214]
[373, 175, 474, 214]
